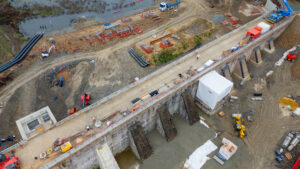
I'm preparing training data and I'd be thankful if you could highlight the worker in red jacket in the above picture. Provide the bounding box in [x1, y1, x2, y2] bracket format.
[81, 93, 91, 107]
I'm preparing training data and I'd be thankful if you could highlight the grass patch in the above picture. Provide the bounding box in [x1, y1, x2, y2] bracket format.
[158, 49, 177, 63]
[164, 25, 172, 30]
[194, 36, 202, 45]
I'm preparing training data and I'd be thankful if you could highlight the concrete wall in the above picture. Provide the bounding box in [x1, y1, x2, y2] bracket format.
[44, 15, 294, 169]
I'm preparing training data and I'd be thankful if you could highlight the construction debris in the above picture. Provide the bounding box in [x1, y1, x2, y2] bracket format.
[214, 138, 238, 165]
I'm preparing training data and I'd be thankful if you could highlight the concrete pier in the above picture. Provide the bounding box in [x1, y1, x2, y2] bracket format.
[250, 46, 262, 64]
[96, 143, 120, 169]
[157, 106, 177, 141]
[182, 93, 200, 125]
[264, 37, 275, 53]
[129, 124, 152, 160]
[234, 56, 250, 80]
[221, 64, 232, 81]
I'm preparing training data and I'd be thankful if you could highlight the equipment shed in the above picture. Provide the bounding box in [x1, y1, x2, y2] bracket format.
[196, 71, 233, 110]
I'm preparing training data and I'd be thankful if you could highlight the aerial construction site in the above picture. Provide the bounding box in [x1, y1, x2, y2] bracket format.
[1, 0, 300, 168]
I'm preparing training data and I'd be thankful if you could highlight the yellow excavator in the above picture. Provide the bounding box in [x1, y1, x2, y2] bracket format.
[233, 115, 247, 138]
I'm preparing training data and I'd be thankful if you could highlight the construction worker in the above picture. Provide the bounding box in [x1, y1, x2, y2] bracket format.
[69, 107, 78, 114]
[81, 93, 91, 107]
[195, 50, 200, 60]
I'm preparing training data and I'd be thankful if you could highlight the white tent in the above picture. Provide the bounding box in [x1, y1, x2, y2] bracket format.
[196, 71, 233, 110]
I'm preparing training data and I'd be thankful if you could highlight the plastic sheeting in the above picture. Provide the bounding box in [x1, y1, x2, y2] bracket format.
[264, 0, 277, 11]
[257, 22, 271, 34]
[196, 71, 233, 110]
[184, 140, 217, 169]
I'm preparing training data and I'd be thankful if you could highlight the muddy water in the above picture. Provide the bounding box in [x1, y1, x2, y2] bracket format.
[13, 0, 155, 37]
[116, 148, 140, 169]
[115, 115, 217, 169]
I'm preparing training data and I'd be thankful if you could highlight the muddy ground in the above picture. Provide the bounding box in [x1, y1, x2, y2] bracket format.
[0, 47, 158, 147]
[208, 45, 300, 169]
[0, 0, 262, 149]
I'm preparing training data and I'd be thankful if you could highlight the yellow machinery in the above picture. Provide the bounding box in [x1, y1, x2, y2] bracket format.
[233, 116, 247, 138]
[61, 141, 72, 153]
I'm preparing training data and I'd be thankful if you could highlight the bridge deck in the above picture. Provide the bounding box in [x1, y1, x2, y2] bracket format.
[14, 17, 268, 169]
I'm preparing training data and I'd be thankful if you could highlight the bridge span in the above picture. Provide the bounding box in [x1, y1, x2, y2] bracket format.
[3, 13, 295, 169]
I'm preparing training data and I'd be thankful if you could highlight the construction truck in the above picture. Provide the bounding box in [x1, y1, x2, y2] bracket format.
[267, 0, 293, 23]
[233, 115, 247, 138]
[160, 0, 181, 11]
[0, 154, 20, 169]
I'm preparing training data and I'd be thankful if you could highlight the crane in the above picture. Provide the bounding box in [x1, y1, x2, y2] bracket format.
[159, 0, 181, 12]
[267, 0, 293, 23]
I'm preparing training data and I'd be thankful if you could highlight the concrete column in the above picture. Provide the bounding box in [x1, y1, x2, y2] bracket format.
[181, 93, 200, 125]
[234, 56, 250, 80]
[221, 64, 232, 81]
[250, 46, 262, 64]
[264, 37, 275, 53]
[96, 143, 120, 169]
[156, 106, 177, 141]
[128, 124, 152, 160]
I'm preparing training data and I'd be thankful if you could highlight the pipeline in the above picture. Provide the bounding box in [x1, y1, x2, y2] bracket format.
[0, 33, 44, 73]
[128, 48, 149, 67]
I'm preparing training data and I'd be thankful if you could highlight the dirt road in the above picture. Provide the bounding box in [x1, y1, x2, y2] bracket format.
[0, 0, 207, 109]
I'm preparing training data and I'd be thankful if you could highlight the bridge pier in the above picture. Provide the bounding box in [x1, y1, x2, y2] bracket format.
[181, 93, 200, 125]
[264, 37, 275, 53]
[234, 56, 250, 80]
[156, 106, 177, 141]
[221, 64, 232, 81]
[250, 46, 262, 64]
[128, 124, 152, 160]
[96, 143, 120, 169]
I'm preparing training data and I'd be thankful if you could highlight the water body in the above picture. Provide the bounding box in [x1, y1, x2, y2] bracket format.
[11, 0, 155, 37]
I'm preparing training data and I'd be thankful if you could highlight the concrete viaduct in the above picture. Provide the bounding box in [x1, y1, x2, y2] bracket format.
[2, 13, 295, 169]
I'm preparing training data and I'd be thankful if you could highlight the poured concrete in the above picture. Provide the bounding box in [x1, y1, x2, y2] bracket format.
[96, 143, 120, 169]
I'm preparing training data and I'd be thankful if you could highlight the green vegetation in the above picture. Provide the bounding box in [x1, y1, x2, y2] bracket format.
[157, 49, 185, 63]
[33, 7, 64, 17]
[164, 25, 172, 30]
[194, 36, 202, 45]
[181, 41, 189, 50]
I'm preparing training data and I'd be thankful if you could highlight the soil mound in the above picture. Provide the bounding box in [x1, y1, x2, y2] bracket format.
[291, 54, 300, 79]
[277, 15, 300, 49]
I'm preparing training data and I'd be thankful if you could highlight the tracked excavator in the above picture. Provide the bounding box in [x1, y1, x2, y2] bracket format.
[0, 153, 20, 169]
[267, 0, 293, 23]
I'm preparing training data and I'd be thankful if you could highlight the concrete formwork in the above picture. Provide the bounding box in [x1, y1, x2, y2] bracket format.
[156, 106, 177, 141]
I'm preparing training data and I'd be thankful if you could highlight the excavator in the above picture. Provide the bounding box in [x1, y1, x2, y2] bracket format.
[233, 115, 247, 138]
[0, 153, 20, 169]
[267, 0, 293, 23]
[285, 45, 300, 61]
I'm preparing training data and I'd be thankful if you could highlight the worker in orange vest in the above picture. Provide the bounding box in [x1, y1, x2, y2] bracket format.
[69, 107, 78, 114]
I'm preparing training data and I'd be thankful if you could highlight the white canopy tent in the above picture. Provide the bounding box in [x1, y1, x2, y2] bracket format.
[196, 71, 233, 110]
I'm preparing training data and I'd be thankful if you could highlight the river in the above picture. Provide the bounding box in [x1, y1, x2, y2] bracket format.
[9, 0, 155, 37]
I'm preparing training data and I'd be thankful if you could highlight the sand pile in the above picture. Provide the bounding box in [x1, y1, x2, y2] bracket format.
[277, 15, 300, 49]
